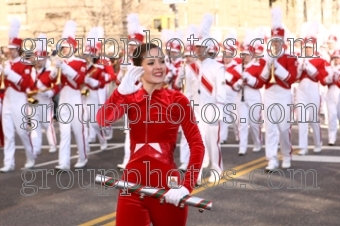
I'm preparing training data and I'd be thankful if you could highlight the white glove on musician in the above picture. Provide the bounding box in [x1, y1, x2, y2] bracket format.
[117, 66, 143, 95]
[85, 77, 99, 88]
[274, 59, 289, 80]
[58, 61, 78, 80]
[164, 186, 190, 207]
[232, 79, 243, 91]
[164, 71, 173, 84]
[41, 90, 54, 99]
[303, 60, 318, 77]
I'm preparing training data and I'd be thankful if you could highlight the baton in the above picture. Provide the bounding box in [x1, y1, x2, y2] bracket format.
[95, 174, 213, 212]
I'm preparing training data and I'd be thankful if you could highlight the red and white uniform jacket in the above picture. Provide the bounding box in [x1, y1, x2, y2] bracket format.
[264, 53, 298, 90]
[96, 88, 204, 192]
[164, 56, 182, 91]
[185, 58, 228, 120]
[32, 67, 60, 96]
[4, 57, 34, 94]
[97, 57, 116, 85]
[52, 56, 87, 92]
[224, 58, 243, 91]
[297, 57, 330, 86]
[333, 65, 340, 88]
[84, 64, 106, 90]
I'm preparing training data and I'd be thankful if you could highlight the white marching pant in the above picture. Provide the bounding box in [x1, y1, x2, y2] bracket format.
[58, 86, 89, 168]
[264, 85, 293, 163]
[220, 86, 238, 142]
[295, 79, 322, 149]
[98, 85, 113, 139]
[325, 85, 340, 144]
[236, 86, 262, 154]
[2, 88, 36, 167]
[85, 89, 106, 146]
[30, 96, 57, 154]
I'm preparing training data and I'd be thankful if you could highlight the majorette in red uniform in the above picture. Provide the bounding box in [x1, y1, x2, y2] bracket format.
[116, 13, 145, 170]
[295, 22, 332, 156]
[263, 7, 298, 170]
[326, 48, 340, 145]
[96, 43, 204, 226]
[52, 20, 89, 171]
[0, 18, 36, 172]
[220, 28, 241, 144]
[29, 33, 58, 155]
[232, 29, 268, 155]
[82, 27, 108, 150]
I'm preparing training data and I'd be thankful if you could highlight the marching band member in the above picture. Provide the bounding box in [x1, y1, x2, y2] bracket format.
[234, 29, 268, 155]
[83, 27, 107, 150]
[296, 22, 332, 155]
[263, 7, 298, 170]
[220, 28, 241, 144]
[29, 34, 58, 155]
[52, 20, 89, 170]
[0, 19, 36, 172]
[192, 14, 227, 183]
[116, 13, 145, 170]
[326, 48, 340, 146]
[93, 27, 116, 141]
[96, 43, 204, 226]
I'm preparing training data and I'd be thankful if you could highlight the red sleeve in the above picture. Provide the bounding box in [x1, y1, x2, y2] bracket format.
[104, 64, 116, 83]
[98, 70, 106, 89]
[226, 66, 241, 86]
[52, 84, 61, 95]
[19, 65, 34, 91]
[175, 93, 204, 192]
[283, 56, 298, 85]
[70, 61, 87, 86]
[310, 59, 329, 86]
[96, 89, 127, 127]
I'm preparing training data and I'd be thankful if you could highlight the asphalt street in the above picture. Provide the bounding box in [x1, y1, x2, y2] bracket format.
[0, 116, 339, 226]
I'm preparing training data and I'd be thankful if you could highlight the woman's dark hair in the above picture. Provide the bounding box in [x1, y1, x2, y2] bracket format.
[132, 43, 162, 66]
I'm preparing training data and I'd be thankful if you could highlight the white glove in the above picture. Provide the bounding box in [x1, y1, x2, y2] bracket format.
[104, 73, 110, 82]
[324, 75, 333, 84]
[41, 90, 54, 99]
[85, 77, 99, 88]
[117, 66, 144, 95]
[232, 79, 243, 91]
[60, 62, 78, 79]
[4, 63, 22, 84]
[3, 62, 11, 76]
[304, 60, 317, 77]
[55, 58, 63, 68]
[164, 71, 173, 84]
[164, 186, 190, 207]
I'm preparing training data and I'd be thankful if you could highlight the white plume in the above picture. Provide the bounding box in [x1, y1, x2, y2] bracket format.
[225, 28, 237, 40]
[127, 13, 140, 35]
[199, 13, 214, 38]
[306, 20, 319, 38]
[243, 29, 255, 46]
[161, 29, 174, 43]
[9, 18, 21, 39]
[36, 33, 47, 52]
[211, 29, 222, 43]
[62, 20, 77, 39]
[299, 22, 310, 39]
[271, 6, 283, 29]
[86, 27, 97, 46]
[184, 25, 198, 45]
[96, 26, 104, 39]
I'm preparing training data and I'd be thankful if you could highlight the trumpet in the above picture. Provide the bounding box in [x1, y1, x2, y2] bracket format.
[0, 54, 8, 91]
[81, 63, 98, 96]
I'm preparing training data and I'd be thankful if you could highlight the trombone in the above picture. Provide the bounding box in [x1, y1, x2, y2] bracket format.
[0, 55, 6, 92]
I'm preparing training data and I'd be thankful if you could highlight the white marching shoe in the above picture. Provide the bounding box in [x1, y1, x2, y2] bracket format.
[24, 158, 35, 169]
[100, 140, 108, 151]
[74, 158, 88, 168]
[55, 165, 70, 171]
[265, 160, 278, 171]
[117, 163, 127, 169]
[49, 146, 57, 153]
[298, 149, 308, 155]
[281, 159, 291, 169]
[0, 165, 15, 173]
[314, 142, 322, 153]
[252, 146, 262, 152]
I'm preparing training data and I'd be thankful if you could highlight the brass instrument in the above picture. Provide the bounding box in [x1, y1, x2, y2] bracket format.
[181, 60, 186, 93]
[269, 62, 276, 84]
[81, 62, 98, 96]
[0, 55, 6, 91]
[240, 53, 245, 102]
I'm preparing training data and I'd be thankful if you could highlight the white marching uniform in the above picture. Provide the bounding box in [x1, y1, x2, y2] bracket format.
[54, 56, 89, 170]
[235, 58, 268, 155]
[263, 52, 298, 170]
[186, 58, 227, 182]
[296, 58, 331, 154]
[326, 64, 340, 144]
[1, 57, 36, 171]
[220, 59, 241, 143]
[30, 67, 57, 154]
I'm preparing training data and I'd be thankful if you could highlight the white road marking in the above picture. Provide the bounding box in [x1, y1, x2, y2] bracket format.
[20, 144, 124, 170]
[292, 155, 340, 163]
